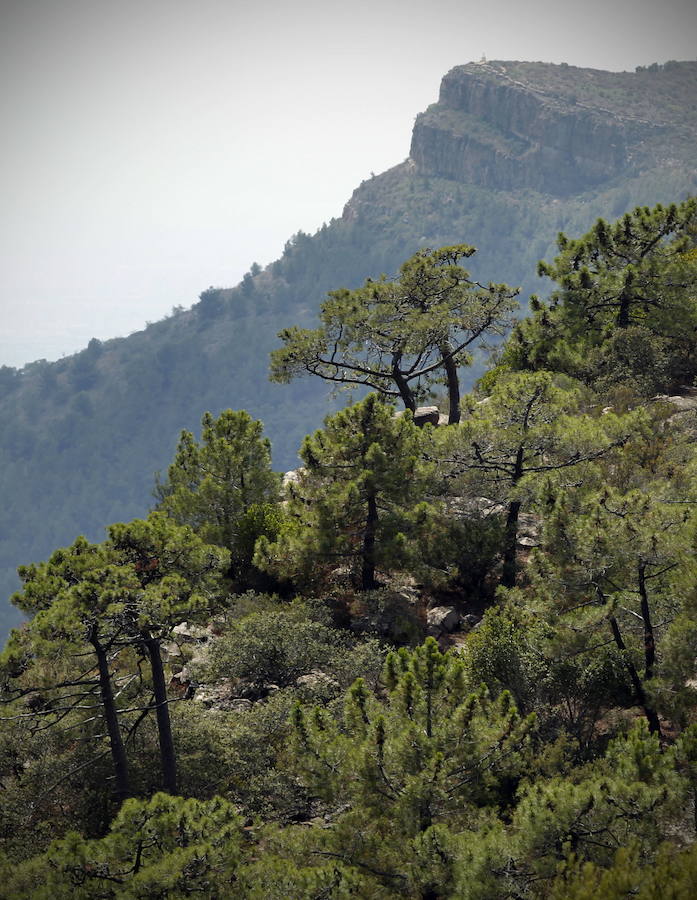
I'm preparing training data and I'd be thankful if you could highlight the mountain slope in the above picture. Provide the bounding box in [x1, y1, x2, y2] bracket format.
[1, 59, 696, 638]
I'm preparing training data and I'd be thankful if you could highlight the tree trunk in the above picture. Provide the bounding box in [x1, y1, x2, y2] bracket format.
[637, 562, 657, 681]
[608, 615, 662, 736]
[392, 355, 416, 413]
[143, 633, 178, 793]
[439, 342, 461, 425]
[501, 500, 521, 589]
[501, 446, 525, 589]
[90, 628, 130, 801]
[361, 493, 378, 591]
[616, 289, 631, 329]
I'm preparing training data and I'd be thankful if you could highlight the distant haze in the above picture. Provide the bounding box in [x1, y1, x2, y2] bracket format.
[1, 0, 696, 368]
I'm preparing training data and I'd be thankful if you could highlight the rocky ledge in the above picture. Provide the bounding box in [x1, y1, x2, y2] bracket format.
[409, 60, 694, 196]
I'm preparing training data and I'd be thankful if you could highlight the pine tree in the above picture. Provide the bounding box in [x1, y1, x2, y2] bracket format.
[256, 394, 428, 591]
[155, 409, 280, 586]
[287, 638, 534, 892]
[533, 484, 694, 735]
[3, 515, 229, 796]
[270, 245, 518, 424]
[432, 371, 642, 587]
[504, 198, 697, 394]
[1, 793, 244, 898]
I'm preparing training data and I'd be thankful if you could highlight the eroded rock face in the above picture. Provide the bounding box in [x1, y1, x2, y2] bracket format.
[409, 61, 684, 197]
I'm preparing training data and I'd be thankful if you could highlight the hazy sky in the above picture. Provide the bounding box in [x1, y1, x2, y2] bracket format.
[1, 0, 696, 368]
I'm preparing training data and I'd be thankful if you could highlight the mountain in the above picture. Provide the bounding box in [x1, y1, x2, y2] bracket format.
[1, 59, 696, 639]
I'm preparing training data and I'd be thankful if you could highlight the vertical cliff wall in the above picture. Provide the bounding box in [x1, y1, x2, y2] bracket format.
[409, 61, 691, 196]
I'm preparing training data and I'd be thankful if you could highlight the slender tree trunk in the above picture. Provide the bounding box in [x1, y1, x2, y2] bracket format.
[143, 633, 178, 793]
[501, 500, 521, 588]
[425, 672, 434, 741]
[361, 493, 379, 591]
[608, 615, 662, 736]
[637, 562, 657, 681]
[439, 342, 460, 425]
[90, 628, 130, 801]
[501, 447, 525, 588]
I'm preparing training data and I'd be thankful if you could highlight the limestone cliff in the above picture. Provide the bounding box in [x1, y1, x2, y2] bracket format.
[410, 60, 697, 196]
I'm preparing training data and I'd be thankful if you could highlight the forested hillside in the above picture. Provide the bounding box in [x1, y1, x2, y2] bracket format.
[1, 60, 696, 639]
[2, 198, 697, 897]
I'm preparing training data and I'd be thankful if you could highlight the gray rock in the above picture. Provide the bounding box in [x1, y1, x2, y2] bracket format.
[229, 699, 253, 712]
[282, 468, 304, 488]
[427, 606, 460, 634]
[296, 670, 339, 690]
[194, 678, 236, 708]
[162, 640, 183, 658]
[652, 390, 697, 413]
[172, 621, 208, 641]
[414, 406, 440, 427]
[392, 586, 421, 606]
[517, 512, 540, 547]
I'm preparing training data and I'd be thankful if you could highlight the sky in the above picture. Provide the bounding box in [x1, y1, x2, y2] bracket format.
[1, 0, 696, 368]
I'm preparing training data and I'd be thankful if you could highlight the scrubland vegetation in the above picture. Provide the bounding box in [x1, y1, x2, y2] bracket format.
[2, 199, 697, 897]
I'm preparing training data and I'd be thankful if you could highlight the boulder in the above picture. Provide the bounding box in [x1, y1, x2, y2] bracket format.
[414, 406, 440, 427]
[427, 605, 461, 635]
[517, 512, 540, 547]
[282, 468, 304, 488]
[162, 640, 183, 658]
[169, 667, 195, 698]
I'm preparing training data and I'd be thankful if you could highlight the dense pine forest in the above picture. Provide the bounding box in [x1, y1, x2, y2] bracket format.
[1, 59, 696, 641]
[2, 197, 697, 897]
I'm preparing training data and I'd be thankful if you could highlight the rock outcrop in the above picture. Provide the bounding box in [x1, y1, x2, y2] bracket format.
[410, 61, 695, 196]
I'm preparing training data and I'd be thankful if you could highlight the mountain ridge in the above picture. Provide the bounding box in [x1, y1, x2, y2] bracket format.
[411, 60, 696, 194]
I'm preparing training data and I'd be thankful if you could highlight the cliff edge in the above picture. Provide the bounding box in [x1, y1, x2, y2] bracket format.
[410, 60, 697, 195]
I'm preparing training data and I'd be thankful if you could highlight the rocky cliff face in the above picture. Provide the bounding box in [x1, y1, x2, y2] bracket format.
[410, 61, 691, 196]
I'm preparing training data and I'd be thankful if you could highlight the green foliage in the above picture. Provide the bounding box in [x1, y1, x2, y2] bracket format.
[511, 723, 677, 881]
[293, 639, 535, 831]
[2, 793, 244, 898]
[256, 394, 430, 590]
[504, 198, 697, 395]
[549, 842, 697, 900]
[2, 514, 230, 799]
[267, 639, 533, 894]
[154, 409, 280, 586]
[209, 606, 354, 690]
[431, 369, 642, 585]
[462, 602, 634, 753]
[271, 243, 518, 422]
[105, 511, 231, 626]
